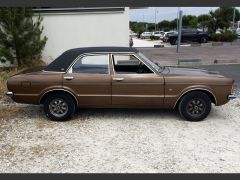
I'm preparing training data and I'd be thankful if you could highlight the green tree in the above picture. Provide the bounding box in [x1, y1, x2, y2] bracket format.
[169, 19, 178, 30]
[182, 15, 198, 28]
[197, 14, 211, 32]
[147, 23, 155, 31]
[208, 7, 240, 33]
[130, 21, 146, 35]
[158, 20, 170, 30]
[0, 7, 47, 66]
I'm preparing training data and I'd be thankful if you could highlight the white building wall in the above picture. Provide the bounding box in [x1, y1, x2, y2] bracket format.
[39, 8, 129, 63]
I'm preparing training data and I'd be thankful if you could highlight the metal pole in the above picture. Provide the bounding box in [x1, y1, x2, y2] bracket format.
[177, 7, 180, 32]
[177, 10, 183, 53]
[155, 8, 157, 31]
[233, 8, 236, 30]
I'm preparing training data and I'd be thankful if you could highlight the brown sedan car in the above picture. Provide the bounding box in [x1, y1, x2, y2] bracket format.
[6, 47, 236, 121]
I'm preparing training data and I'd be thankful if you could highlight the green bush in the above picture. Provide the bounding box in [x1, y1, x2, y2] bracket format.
[223, 31, 238, 42]
[211, 31, 238, 42]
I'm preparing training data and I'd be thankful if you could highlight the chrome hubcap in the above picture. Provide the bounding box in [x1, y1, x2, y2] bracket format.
[186, 98, 206, 117]
[49, 98, 68, 117]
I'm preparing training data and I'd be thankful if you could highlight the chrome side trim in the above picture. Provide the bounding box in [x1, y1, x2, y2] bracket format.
[42, 70, 65, 73]
[112, 95, 165, 98]
[228, 94, 237, 100]
[6, 91, 13, 97]
[173, 88, 218, 108]
[39, 89, 79, 105]
[76, 94, 164, 98]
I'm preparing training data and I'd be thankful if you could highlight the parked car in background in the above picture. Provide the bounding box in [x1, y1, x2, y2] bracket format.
[130, 30, 137, 37]
[237, 21, 240, 38]
[129, 35, 133, 47]
[152, 31, 165, 40]
[6, 47, 236, 122]
[167, 29, 210, 45]
[140, 32, 153, 39]
[236, 28, 240, 38]
[162, 31, 178, 42]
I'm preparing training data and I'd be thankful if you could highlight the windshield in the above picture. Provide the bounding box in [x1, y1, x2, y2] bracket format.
[137, 52, 162, 72]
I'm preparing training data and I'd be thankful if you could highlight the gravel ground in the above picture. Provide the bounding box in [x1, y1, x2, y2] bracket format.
[0, 98, 240, 173]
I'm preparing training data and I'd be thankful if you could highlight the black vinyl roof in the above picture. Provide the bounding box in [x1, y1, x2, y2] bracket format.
[44, 47, 138, 72]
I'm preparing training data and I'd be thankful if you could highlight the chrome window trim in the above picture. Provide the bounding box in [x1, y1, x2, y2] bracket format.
[67, 53, 111, 75]
[42, 51, 139, 73]
[110, 53, 158, 75]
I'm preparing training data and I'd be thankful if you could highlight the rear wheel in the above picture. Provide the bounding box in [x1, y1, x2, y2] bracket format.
[43, 93, 76, 121]
[170, 38, 177, 45]
[200, 37, 208, 43]
[178, 91, 211, 121]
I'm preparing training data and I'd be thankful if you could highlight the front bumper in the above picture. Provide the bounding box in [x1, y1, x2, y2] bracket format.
[228, 94, 237, 100]
[6, 91, 13, 97]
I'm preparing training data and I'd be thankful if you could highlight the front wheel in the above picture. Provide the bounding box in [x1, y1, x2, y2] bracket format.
[43, 93, 76, 121]
[178, 91, 211, 121]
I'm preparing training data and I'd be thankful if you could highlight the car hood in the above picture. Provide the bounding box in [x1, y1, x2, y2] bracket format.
[163, 67, 224, 77]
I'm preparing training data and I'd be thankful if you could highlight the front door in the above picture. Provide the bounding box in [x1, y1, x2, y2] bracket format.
[111, 54, 164, 107]
[63, 53, 111, 106]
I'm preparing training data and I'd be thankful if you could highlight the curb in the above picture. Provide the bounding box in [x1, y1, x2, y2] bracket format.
[212, 42, 223, 46]
[178, 59, 202, 66]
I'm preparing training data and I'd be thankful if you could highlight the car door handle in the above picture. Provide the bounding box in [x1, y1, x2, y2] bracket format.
[64, 76, 74, 80]
[113, 78, 124, 82]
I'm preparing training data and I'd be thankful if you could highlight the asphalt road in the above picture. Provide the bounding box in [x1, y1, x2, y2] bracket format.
[199, 64, 240, 91]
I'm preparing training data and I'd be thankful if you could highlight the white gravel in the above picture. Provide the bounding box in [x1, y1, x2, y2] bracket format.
[0, 98, 240, 173]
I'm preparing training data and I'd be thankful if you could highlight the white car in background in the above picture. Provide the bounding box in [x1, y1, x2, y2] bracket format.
[235, 21, 240, 38]
[152, 31, 165, 40]
[140, 32, 153, 39]
[236, 28, 240, 38]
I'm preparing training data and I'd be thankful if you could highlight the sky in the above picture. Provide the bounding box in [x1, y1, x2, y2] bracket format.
[129, 7, 240, 23]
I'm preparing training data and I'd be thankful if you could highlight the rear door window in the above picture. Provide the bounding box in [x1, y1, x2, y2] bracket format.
[72, 54, 109, 74]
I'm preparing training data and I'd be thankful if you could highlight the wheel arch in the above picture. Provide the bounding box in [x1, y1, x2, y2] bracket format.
[39, 89, 78, 106]
[174, 88, 217, 109]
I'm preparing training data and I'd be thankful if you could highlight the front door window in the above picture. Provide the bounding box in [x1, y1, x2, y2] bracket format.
[112, 54, 154, 74]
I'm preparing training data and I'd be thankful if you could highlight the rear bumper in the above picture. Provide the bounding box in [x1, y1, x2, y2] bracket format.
[228, 94, 237, 100]
[6, 91, 13, 97]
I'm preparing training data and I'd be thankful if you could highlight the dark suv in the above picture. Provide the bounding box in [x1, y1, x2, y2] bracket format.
[167, 29, 209, 45]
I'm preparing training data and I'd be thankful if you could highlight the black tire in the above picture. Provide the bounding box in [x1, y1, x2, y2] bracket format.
[170, 38, 177, 45]
[43, 92, 76, 121]
[178, 91, 211, 121]
[200, 37, 208, 43]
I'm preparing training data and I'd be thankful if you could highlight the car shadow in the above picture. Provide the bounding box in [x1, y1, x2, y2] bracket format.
[73, 108, 183, 122]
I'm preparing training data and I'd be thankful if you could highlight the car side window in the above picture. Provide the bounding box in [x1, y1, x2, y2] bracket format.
[112, 54, 153, 74]
[72, 54, 109, 74]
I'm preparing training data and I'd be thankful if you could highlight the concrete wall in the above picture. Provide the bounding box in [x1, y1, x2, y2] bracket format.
[38, 7, 129, 63]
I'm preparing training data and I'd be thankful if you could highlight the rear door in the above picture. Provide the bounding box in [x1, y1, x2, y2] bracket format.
[63, 53, 111, 106]
[111, 53, 165, 107]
